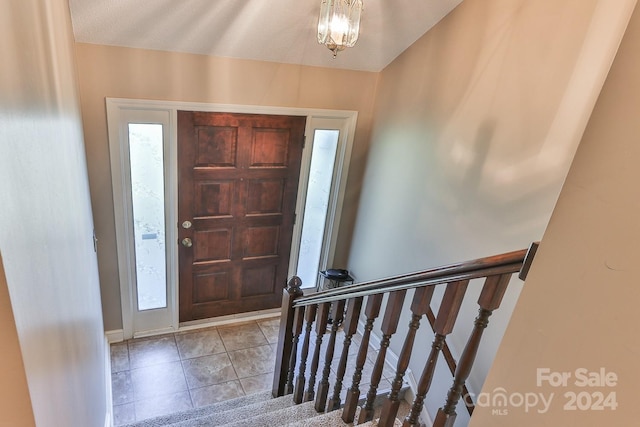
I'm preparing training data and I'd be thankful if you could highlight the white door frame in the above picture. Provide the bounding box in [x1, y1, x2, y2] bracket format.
[107, 103, 178, 339]
[106, 98, 357, 339]
[288, 118, 356, 290]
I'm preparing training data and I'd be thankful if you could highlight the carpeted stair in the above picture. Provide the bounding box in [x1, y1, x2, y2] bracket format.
[121, 391, 411, 427]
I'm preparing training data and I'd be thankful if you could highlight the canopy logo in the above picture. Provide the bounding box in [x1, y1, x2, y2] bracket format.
[468, 367, 618, 416]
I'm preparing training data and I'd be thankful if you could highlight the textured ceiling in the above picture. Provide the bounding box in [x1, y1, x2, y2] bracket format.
[69, 0, 463, 72]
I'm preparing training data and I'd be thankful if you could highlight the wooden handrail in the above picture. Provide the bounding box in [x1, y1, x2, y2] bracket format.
[295, 244, 538, 308]
[293, 248, 530, 308]
[273, 242, 539, 427]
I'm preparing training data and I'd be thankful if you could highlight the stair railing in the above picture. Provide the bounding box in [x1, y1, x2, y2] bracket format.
[272, 242, 538, 427]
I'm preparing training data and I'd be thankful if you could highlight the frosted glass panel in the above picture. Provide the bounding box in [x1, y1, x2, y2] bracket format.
[129, 123, 167, 311]
[297, 130, 339, 288]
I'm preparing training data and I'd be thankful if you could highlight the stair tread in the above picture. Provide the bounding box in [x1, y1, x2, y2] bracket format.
[284, 400, 408, 427]
[165, 394, 298, 427]
[220, 403, 404, 427]
[218, 400, 319, 427]
[287, 407, 358, 427]
[271, 408, 404, 427]
[120, 391, 275, 427]
[121, 392, 412, 427]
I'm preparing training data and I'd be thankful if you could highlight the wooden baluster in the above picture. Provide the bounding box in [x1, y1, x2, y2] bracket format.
[403, 280, 469, 427]
[379, 286, 435, 427]
[286, 305, 306, 395]
[342, 293, 383, 423]
[315, 299, 346, 412]
[304, 302, 330, 402]
[425, 307, 474, 416]
[434, 274, 512, 427]
[293, 304, 317, 404]
[272, 277, 303, 397]
[328, 296, 364, 411]
[359, 290, 407, 424]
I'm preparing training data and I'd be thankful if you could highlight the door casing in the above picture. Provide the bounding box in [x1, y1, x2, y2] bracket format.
[107, 98, 357, 339]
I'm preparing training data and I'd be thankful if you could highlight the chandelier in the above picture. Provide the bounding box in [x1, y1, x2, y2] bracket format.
[317, 0, 363, 58]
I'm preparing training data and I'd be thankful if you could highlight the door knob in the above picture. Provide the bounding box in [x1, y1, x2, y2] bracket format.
[181, 237, 193, 248]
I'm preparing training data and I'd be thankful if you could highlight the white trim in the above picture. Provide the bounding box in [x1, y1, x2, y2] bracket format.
[107, 98, 357, 339]
[105, 97, 358, 121]
[104, 336, 113, 427]
[288, 117, 357, 290]
[320, 117, 356, 273]
[106, 101, 134, 340]
[105, 329, 125, 344]
[166, 110, 179, 334]
[107, 102, 176, 339]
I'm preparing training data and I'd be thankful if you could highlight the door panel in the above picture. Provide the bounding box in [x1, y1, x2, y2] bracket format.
[178, 111, 306, 322]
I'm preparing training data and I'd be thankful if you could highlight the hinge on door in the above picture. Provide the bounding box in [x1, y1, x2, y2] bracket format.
[293, 213, 297, 225]
[302, 135, 307, 149]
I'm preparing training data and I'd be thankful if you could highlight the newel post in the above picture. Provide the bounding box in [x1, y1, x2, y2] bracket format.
[272, 276, 304, 397]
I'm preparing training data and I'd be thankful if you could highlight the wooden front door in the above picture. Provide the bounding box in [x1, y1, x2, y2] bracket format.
[177, 111, 306, 322]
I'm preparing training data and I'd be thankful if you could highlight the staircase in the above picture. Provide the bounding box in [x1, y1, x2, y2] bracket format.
[272, 243, 538, 427]
[122, 244, 538, 427]
[121, 391, 411, 427]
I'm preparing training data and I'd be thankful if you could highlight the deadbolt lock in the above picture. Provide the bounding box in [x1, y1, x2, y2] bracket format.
[182, 220, 192, 229]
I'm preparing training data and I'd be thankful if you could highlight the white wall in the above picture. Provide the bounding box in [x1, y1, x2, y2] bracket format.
[471, 1, 640, 424]
[0, 1, 108, 426]
[346, 0, 636, 424]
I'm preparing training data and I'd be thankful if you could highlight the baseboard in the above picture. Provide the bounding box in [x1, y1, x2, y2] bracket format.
[357, 319, 434, 426]
[104, 335, 114, 427]
[105, 329, 124, 343]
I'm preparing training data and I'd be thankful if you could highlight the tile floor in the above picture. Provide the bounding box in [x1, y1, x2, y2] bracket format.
[110, 317, 281, 426]
[110, 316, 396, 426]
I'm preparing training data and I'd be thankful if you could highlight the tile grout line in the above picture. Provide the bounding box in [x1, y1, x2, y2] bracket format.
[112, 318, 284, 425]
[173, 331, 196, 415]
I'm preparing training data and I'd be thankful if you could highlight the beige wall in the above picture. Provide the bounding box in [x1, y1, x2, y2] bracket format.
[470, 1, 640, 425]
[0, 255, 34, 427]
[74, 43, 379, 330]
[0, 1, 107, 426]
[347, 0, 635, 423]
